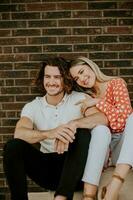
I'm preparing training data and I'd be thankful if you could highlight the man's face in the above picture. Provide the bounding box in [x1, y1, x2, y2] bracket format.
[43, 65, 64, 96]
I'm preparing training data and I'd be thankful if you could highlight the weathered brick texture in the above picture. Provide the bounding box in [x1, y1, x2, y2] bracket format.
[0, 0, 133, 199]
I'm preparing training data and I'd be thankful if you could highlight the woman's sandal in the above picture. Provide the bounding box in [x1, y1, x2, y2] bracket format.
[101, 173, 125, 200]
[83, 193, 96, 200]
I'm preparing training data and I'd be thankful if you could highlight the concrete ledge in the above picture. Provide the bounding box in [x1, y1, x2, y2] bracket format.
[98, 167, 133, 200]
[28, 167, 133, 200]
[28, 191, 82, 200]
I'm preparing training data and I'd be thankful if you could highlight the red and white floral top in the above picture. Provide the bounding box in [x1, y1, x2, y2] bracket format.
[96, 78, 132, 133]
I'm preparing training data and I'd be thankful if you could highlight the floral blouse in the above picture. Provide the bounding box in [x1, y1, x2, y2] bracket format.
[96, 78, 132, 133]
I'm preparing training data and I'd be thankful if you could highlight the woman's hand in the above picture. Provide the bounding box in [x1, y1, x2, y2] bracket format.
[84, 106, 100, 117]
[75, 95, 101, 114]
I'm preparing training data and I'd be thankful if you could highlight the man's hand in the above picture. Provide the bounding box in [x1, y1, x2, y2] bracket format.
[66, 120, 77, 133]
[48, 124, 75, 144]
[54, 139, 69, 154]
[54, 121, 78, 154]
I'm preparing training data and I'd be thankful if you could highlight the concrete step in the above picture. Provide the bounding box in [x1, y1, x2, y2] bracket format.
[28, 191, 82, 200]
[28, 167, 133, 200]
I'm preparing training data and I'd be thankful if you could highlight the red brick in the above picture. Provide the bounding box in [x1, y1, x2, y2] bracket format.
[42, 11, 71, 19]
[14, 46, 42, 53]
[74, 44, 102, 52]
[12, 12, 40, 20]
[0, 38, 26, 45]
[2, 103, 25, 110]
[90, 52, 117, 60]
[0, 71, 28, 78]
[3, 47, 12, 53]
[28, 20, 56, 27]
[118, 2, 133, 9]
[28, 37, 56, 44]
[104, 44, 133, 51]
[57, 2, 87, 10]
[0, 30, 11, 37]
[73, 28, 101, 35]
[42, 28, 71, 35]
[12, 29, 41, 36]
[27, 3, 56, 11]
[59, 19, 87, 27]
[104, 27, 132, 34]
[1, 87, 29, 94]
[119, 19, 133, 26]
[58, 36, 87, 44]
[119, 52, 133, 59]
[88, 2, 117, 9]
[73, 11, 102, 18]
[89, 19, 117, 26]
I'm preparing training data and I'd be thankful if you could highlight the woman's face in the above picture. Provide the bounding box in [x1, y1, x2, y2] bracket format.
[70, 64, 96, 88]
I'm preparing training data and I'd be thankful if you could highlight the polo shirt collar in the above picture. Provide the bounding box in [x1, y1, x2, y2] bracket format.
[42, 93, 69, 107]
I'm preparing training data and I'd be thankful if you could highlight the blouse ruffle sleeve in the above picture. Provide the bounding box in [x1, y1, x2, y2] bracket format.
[96, 78, 132, 132]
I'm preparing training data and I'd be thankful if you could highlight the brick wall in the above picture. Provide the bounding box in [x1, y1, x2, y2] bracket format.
[0, 0, 133, 198]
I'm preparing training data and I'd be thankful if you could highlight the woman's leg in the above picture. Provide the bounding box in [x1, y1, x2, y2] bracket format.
[116, 113, 133, 167]
[103, 113, 133, 200]
[82, 125, 111, 199]
[55, 128, 91, 200]
[3, 138, 65, 200]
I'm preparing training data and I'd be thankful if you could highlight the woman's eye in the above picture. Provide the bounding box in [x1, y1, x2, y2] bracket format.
[74, 77, 79, 82]
[79, 70, 84, 74]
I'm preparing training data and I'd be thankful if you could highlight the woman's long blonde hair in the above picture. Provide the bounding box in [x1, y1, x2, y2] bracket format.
[69, 56, 116, 95]
[70, 56, 114, 82]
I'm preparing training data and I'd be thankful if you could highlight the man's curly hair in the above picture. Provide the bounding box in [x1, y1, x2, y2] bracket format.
[35, 57, 73, 95]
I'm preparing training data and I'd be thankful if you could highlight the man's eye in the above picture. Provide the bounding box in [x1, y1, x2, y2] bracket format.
[55, 76, 62, 79]
[44, 75, 50, 78]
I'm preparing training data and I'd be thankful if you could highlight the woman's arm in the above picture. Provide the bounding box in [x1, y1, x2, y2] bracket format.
[96, 79, 132, 132]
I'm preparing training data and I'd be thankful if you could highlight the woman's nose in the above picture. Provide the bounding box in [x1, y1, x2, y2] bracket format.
[79, 75, 84, 82]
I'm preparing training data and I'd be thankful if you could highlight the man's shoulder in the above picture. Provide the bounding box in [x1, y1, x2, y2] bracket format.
[68, 91, 86, 100]
[23, 96, 42, 108]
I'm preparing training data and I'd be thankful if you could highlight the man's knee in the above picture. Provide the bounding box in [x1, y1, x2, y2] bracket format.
[76, 128, 91, 140]
[3, 138, 29, 158]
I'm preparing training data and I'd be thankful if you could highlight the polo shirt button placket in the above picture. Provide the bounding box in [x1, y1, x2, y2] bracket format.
[55, 107, 58, 119]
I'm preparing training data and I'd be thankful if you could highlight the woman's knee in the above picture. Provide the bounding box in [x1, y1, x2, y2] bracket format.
[91, 125, 111, 143]
[126, 113, 133, 124]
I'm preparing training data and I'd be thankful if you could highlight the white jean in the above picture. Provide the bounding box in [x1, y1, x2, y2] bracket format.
[82, 125, 111, 186]
[116, 113, 133, 167]
[82, 113, 133, 186]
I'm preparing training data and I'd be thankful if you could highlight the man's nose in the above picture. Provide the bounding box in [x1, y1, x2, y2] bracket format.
[49, 77, 55, 84]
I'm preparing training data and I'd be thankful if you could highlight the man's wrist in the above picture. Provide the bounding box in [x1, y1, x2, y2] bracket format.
[41, 130, 49, 139]
[72, 119, 79, 129]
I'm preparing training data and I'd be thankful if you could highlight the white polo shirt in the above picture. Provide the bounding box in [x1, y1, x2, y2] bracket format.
[21, 91, 86, 153]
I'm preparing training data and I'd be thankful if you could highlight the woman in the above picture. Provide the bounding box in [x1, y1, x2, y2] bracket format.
[69, 56, 133, 200]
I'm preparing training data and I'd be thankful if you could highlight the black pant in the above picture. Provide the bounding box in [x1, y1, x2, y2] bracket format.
[3, 128, 91, 200]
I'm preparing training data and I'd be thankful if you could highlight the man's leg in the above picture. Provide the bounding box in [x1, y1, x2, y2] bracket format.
[3, 138, 65, 200]
[55, 128, 91, 200]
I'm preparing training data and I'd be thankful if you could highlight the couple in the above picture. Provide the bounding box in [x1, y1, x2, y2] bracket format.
[3, 56, 132, 200]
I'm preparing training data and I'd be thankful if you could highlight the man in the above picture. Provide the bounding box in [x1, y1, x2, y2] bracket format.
[3, 57, 107, 200]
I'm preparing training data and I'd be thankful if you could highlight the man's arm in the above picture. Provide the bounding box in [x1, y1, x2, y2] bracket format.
[14, 116, 75, 144]
[73, 111, 108, 129]
[14, 117, 48, 144]
[55, 112, 108, 154]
